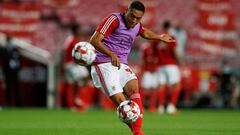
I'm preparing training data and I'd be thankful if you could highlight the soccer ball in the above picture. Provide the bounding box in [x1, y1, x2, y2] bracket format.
[72, 41, 96, 66]
[117, 100, 141, 123]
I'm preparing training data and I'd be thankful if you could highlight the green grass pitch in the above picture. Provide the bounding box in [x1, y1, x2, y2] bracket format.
[0, 108, 239, 135]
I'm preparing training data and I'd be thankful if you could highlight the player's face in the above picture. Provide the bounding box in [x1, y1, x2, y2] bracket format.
[125, 8, 144, 28]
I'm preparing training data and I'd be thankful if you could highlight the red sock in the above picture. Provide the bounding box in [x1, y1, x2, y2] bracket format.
[157, 87, 166, 107]
[170, 86, 181, 105]
[128, 93, 144, 135]
[66, 84, 74, 107]
[139, 89, 146, 104]
[149, 90, 156, 111]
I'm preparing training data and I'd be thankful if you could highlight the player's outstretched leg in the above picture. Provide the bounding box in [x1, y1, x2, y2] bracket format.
[122, 79, 144, 135]
[111, 93, 143, 135]
[128, 93, 144, 135]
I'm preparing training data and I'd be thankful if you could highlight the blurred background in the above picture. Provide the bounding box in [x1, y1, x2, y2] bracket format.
[0, 0, 239, 111]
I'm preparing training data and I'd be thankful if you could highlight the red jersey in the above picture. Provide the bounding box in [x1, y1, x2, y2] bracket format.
[63, 35, 81, 63]
[154, 33, 177, 66]
[141, 45, 158, 72]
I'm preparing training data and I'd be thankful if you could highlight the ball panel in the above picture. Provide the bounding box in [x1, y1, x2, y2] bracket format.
[72, 41, 96, 66]
[74, 52, 81, 60]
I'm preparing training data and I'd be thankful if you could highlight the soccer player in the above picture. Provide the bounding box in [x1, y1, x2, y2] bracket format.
[140, 43, 159, 112]
[170, 21, 188, 61]
[59, 24, 89, 109]
[90, 1, 175, 135]
[155, 20, 184, 114]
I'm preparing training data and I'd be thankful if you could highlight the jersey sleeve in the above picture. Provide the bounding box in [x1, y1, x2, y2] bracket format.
[96, 15, 119, 37]
[137, 23, 144, 36]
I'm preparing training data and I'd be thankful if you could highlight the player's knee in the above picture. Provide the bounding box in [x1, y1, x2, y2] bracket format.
[123, 79, 139, 97]
[124, 88, 139, 98]
[170, 82, 180, 89]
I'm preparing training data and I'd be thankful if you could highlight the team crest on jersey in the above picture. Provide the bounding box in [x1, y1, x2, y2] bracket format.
[112, 86, 116, 91]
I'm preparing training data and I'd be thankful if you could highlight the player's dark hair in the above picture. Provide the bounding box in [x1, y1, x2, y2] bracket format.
[163, 20, 171, 30]
[71, 24, 80, 35]
[129, 0, 145, 12]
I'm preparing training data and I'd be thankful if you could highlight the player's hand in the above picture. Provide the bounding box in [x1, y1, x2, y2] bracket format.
[160, 34, 175, 43]
[110, 52, 121, 70]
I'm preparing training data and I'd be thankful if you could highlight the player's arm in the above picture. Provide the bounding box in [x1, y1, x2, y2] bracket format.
[90, 15, 120, 68]
[90, 32, 119, 64]
[141, 27, 175, 43]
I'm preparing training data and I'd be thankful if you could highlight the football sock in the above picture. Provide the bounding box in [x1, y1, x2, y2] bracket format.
[129, 93, 144, 135]
[66, 84, 74, 107]
[157, 87, 166, 107]
[170, 86, 181, 105]
[149, 90, 156, 111]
